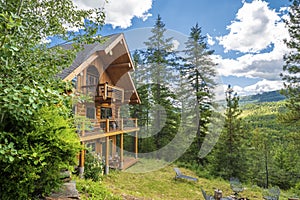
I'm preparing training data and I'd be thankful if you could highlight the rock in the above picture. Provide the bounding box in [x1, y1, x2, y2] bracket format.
[46, 181, 80, 200]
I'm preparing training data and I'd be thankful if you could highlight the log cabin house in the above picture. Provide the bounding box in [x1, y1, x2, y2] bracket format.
[59, 33, 140, 174]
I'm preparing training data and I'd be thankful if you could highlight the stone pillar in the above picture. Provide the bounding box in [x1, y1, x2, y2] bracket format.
[105, 136, 109, 174]
[120, 133, 124, 169]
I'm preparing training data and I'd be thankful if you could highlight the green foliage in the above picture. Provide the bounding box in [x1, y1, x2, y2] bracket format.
[0, 0, 105, 198]
[0, 106, 82, 199]
[289, 182, 300, 197]
[179, 23, 217, 165]
[84, 152, 104, 182]
[131, 15, 180, 157]
[75, 176, 121, 200]
[280, 0, 300, 122]
[210, 85, 248, 180]
[242, 101, 300, 189]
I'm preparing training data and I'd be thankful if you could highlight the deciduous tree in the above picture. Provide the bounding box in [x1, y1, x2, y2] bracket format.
[0, 0, 105, 198]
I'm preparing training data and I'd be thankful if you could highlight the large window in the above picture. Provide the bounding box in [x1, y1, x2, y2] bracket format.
[86, 107, 96, 119]
[86, 65, 99, 94]
[101, 107, 112, 119]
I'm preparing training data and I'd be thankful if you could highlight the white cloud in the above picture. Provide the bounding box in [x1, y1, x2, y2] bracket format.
[217, 0, 285, 53]
[72, 0, 152, 29]
[171, 39, 180, 51]
[207, 34, 215, 46]
[213, 40, 288, 80]
[245, 79, 283, 93]
[215, 79, 283, 99]
[212, 0, 290, 81]
[231, 79, 283, 96]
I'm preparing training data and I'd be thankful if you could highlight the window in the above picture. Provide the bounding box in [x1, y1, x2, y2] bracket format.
[86, 107, 96, 119]
[72, 77, 77, 89]
[86, 65, 99, 94]
[101, 107, 112, 119]
[86, 65, 99, 85]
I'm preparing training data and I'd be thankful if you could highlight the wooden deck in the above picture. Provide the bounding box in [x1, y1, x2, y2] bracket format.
[80, 127, 139, 142]
[110, 157, 139, 170]
[121, 157, 139, 170]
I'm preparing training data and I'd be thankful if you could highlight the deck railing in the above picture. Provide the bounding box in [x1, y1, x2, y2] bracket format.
[99, 118, 138, 133]
[98, 83, 124, 102]
[79, 118, 138, 137]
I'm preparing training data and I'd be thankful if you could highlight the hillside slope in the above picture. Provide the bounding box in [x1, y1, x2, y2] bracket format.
[101, 160, 268, 200]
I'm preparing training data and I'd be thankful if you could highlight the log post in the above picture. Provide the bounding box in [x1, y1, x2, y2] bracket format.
[78, 146, 85, 178]
[120, 133, 124, 169]
[120, 118, 124, 130]
[134, 131, 138, 159]
[106, 118, 110, 132]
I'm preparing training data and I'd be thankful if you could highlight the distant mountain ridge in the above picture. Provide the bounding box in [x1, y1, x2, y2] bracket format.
[239, 90, 286, 104]
[216, 90, 286, 106]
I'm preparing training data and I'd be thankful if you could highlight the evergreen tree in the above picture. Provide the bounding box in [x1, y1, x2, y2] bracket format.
[280, 0, 300, 123]
[133, 15, 180, 157]
[131, 51, 155, 153]
[211, 85, 247, 180]
[180, 23, 217, 165]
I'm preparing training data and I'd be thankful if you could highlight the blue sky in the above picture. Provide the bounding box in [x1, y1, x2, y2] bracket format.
[72, 0, 292, 97]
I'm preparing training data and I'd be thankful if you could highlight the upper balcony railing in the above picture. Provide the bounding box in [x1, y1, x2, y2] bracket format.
[79, 118, 139, 141]
[79, 83, 124, 103]
[97, 83, 124, 103]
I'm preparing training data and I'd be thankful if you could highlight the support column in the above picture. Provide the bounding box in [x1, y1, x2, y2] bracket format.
[78, 147, 85, 178]
[120, 133, 124, 169]
[106, 119, 110, 132]
[105, 136, 109, 174]
[120, 118, 124, 130]
[134, 131, 138, 159]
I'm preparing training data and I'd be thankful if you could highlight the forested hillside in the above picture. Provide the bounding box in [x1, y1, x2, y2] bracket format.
[239, 90, 286, 104]
[240, 101, 300, 190]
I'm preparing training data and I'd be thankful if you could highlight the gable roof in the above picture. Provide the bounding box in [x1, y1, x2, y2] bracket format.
[58, 33, 140, 104]
[59, 33, 122, 80]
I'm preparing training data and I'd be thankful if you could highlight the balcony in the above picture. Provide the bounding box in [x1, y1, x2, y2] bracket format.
[80, 118, 139, 142]
[97, 83, 124, 103]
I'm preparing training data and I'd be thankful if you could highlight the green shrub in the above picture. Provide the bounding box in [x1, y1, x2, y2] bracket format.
[0, 106, 81, 199]
[84, 151, 104, 181]
[75, 176, 121, 200]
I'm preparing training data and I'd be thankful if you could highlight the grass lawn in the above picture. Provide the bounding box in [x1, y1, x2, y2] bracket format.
[103, 159, 264, 200]
[76, 158, 297, 199]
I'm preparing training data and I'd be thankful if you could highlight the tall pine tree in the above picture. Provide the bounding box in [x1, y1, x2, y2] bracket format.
[211, 85, 247, 180]
[180, 23, 217, 165]
[281, 0, 300, 123]
[133, 15, 180, 158]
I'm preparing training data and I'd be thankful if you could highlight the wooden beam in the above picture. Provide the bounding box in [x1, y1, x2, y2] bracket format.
[106, 118, 110, 132]
[109, 63, 131, 69]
